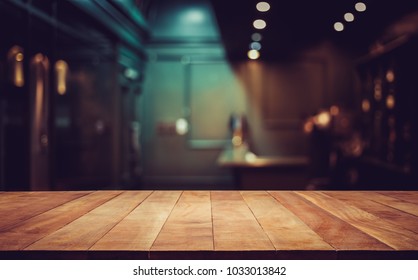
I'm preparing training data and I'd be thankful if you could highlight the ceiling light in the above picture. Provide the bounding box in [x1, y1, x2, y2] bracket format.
[344, 12, 355, 22]
[250, 42, 262, 50]
[251, 33, 262, 41]
[334, 22, 344, 32]
[253, 19, 266, 29]
[248, 49, 260, 60]
[355, 2, 367, 12]
[256, 2, 270, 12]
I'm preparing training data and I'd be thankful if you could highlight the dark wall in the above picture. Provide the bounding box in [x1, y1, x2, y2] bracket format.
[0, 0, 147, 191]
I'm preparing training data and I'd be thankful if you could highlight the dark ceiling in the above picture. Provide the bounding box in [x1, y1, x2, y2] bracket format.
[210, 0, 418, 60]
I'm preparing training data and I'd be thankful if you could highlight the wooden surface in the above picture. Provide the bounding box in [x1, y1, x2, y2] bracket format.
[0, 190, 417, 259]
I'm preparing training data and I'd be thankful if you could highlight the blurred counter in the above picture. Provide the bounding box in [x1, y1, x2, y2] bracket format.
[217, 146, 309, 189]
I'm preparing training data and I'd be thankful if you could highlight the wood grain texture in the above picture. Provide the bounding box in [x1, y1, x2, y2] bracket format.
[0, 191, 91, 231]
[242, 191, 333, 250]
[296, 191, 418, 250]
[26, 191, 152, 250]
[151, 191, 213, 251]
[0, 190, 417, 259]
[269, 191, 391, 250]
[211, 191, 274, 251]
[92, 191, 181, 250]
[378, 191, 418, 204]
[354, 191, 418, 217]
[0, 191, 121, 250]
[324, 191, 418, 234]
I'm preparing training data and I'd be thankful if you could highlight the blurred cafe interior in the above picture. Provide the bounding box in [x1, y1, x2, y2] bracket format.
[1, 0, 418, 192]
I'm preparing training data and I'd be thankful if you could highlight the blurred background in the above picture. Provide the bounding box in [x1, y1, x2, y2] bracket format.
[1, 0, 418, 191]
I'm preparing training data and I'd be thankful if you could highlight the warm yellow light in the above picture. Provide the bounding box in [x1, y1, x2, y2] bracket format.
[344, 12, 355, 22]
[386, 95, 395, 109]
[253, 19, 266, 29]
[7, 46, 25, 87]
[256, 2, 270, 12]
[316, 111, 331, 128]
[15, 63, 24, 87]
[55, 60, 69, 95]
[334, 22, 344, 32]
[56, 60, 67, 69]
[247, 49, 260, 60]
[386, 69, 395, 83]
[35, 77, 44, 133]
[362, 99, 370, 112]
[232, 135, 243, 146]
[16, 53, 24, 62]
[355, 2, 367, 12]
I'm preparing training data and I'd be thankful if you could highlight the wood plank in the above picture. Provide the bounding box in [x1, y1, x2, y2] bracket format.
[296, 191, 418, 250]
[0, 192, 35, 203]
[151, 191, 213, 251]
[378, 191, 418, 204]
[0, 192, 89, 210]
[354, 191, 418, 217]
[324, 191, 418, 234]
[25, 191, 152, 250]
[0, 191, 91, 231]
[211, 191, 273, 251]
[0, 192, 90, 207]
[0, 190, 416, 259]
[92, 191, 181, 251]
[241, 191, 333, 250]
[0, 191, 121, 250]
[269, 191, 391, 250]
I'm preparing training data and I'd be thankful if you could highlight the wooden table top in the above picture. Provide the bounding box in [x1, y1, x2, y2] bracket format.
[0, 190, 417, 259]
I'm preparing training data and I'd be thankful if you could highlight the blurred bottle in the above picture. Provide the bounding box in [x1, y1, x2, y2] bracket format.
[229, 114, 247, 147]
